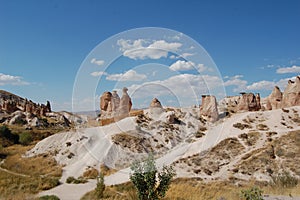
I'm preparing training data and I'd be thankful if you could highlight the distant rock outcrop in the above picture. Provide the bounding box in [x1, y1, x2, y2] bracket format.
[282, 76, 300, 108]
[237, 93, 261, 112]
[149, 98, 164, 116]
[118, 87, 132, 118]
[265, 86, 282, 110]
[0, 90, 51, 117]
[200, 95, 219, 122]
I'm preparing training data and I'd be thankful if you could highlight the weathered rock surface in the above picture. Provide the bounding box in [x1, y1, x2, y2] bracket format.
[149, 98, 164, 116]
[100, 92, 112, 112]
[200, 95, 219, 122]
[265, 86, 282, 110]
[118, 87, 132, 117]
[237, 93, 261, 112]
[282, 76, 300, 108]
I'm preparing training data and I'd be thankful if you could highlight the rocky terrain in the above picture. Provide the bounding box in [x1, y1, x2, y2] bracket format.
[0, 90, 86, 129]
[3, 76, 300, 199]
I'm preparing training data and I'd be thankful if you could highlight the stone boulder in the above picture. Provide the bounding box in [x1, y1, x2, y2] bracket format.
[282, 76, 300, 108]
[265, 86, 282, 110]
[237, 93, 261, 112]
[200, 95, 219, 122]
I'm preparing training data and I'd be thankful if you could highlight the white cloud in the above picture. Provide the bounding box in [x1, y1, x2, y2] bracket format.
[127, 74, 223, 107]
[90, 58, 105, 66]
[106, 70, 147, 82]
[181, 53, 194, 58]
[276, 65, 300, 74]
[246, 77, 295, 91]
[224, 75, 247, 92]
[0, 73, 29, 86]
[117, 39, 182, 60]
[90, 71, 107, 77]
[169, 60, 208, 72]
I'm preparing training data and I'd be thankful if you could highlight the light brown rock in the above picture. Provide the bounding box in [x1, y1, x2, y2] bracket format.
[282, 76, 300, 108]
[100, 92, 112, 111]
[237, 93, 261, 111]
[200, 95, 219, 122]
[266, 86, 282, 110]
[118, 87, 132, 117]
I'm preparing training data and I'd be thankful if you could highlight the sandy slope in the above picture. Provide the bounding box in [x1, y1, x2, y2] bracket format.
[32, 106, 300, 200]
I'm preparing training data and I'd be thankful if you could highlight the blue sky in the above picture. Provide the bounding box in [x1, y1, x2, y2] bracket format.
[1, 0, 300, 111]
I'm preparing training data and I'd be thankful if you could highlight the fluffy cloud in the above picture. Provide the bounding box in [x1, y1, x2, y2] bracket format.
[117, 39, 182, 60]
[276, 65, 300, 74]
[106, 70, 147, 81]
[169, 60, 208, 72]
[0, 73, 29, 86]
[224, 75, 247, 92]
[246, 77, 295, 91]
[90, 58, 105, 66]
[127, 74, 223, 106]
[90, 71, 107, 77]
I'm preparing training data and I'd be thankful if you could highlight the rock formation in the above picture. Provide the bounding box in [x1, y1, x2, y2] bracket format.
[149, 98, 164, 116]
[100, 92, 112, 112]
[111, 90, 120, 112]
[200, 95, 219, 122]
[265, 86, 282, 110]
[118, 87, 132, 117]
[0, 90, 51, 117]
[282, 76, 300, 108]
[237, 93, 261, 112]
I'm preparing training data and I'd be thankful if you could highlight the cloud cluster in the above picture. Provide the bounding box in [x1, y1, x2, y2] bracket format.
[127, 74, 222, 104]
[276, 65, 300, 74]
[0, 73, 29, 86]
[106, 69, 147, 82]
[169, 60, 208, 72]
[117, 39, 182, 60]
[90, 71, 107, 77]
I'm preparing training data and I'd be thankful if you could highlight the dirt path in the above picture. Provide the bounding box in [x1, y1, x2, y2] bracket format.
[0, 160, 30, 177]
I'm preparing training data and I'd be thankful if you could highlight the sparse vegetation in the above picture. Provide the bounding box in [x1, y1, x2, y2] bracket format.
[83, 167, 99, 179]
[233, 122, 252, 130]
[130, 154, 176, 200]
[39, 195, 60, 200]
[19, 132, 33, 145]
[66, 176, 87, 184]
[95, 173, 105, 198]
[271, 171, 298, 188]
[256, 124, 269, 131]
[240, 187, 264, 200]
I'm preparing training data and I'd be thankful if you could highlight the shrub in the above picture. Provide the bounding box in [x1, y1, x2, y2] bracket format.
[19, 132, 33, 145]
[66, 176, 87, 184]
[240, 187, 263, 200]
[95, 173, 105, 198]
[83, 168, 99, 179]
[39, 195, 60, 200]
[130, 154, 176, 200]
[271, 171, 298, 188]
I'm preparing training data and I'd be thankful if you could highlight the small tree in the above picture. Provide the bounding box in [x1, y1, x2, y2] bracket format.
[130, 154, 176, 200]
[95, 173, 105, 198]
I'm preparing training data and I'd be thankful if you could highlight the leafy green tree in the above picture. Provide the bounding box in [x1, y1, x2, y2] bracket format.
[95, 173, 105, 198]
[130, 154, 176, 200]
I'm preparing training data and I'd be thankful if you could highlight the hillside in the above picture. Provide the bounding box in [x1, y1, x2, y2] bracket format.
[25, 106, 300, 200]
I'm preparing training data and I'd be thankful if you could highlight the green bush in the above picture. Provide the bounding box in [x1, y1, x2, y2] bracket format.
[66, 176, 87, 184]
[19, 132, 33, 145]
[130, 154, 176, 200]
[271, 171, 298, 188]
[39, 195, 60, 200]
[240, 187, 263, 200]
[95, 173, 105, 198]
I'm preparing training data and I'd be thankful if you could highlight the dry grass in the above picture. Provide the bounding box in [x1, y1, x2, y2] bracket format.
[100, 164, 117, 177]
[81, 178, 300, 200]
[0, 144, 62, 199]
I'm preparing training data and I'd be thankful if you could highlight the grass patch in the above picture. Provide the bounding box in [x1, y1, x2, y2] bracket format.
[233, 123, 252, 130]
